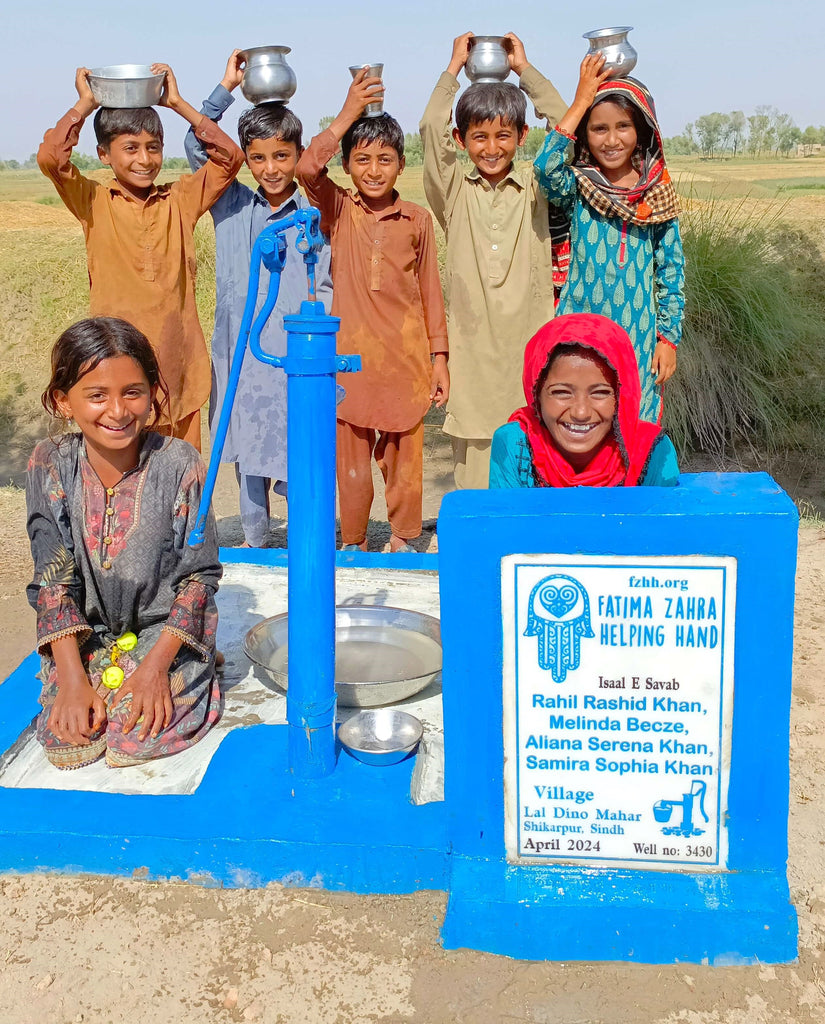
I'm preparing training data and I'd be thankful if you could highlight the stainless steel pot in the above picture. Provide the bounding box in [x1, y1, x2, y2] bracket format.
[88, 65, 166, 109]
[465, 36, 511, 84]
[239, 46, 297, 105]
[582, 27, 638, 79]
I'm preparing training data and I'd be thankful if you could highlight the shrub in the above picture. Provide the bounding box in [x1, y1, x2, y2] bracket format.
[664, 197, 825, 458]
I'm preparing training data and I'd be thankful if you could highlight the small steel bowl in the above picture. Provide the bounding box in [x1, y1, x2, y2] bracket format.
[88, 65, 166, 108]
[338, 709, 423, 765]
[243, 605, 442, 708]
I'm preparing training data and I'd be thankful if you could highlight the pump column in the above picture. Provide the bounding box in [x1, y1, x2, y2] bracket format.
[282, 301, 359, 778]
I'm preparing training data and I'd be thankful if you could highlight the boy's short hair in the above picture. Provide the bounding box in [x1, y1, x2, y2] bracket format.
[341, 113, 404, 162]
[237, 102, 303, 151]
[455, 83, 527, 139]
[93, 107, 164, 149]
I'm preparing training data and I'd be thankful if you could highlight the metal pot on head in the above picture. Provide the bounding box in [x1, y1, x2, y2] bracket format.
[582, 27, 638, 79]
[239, 46, 297, 105]
[464, 36, 511, 84]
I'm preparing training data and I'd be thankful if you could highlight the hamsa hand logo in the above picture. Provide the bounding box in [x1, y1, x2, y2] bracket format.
[524, 574, 594, 683]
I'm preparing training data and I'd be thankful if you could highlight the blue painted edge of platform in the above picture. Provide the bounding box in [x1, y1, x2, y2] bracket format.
[442, 857, 798, 964]
[220, 548, 439, 571]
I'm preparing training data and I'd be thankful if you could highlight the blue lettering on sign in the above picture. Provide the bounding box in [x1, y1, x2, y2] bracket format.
[664, 596, 718, 620]
[598, 595, 654, 618]
[675, 625, 719, 648]
[600, 624, 667, 647]
[526, 755, 591, 771]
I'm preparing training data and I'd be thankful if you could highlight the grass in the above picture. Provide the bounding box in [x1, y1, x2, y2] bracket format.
[664, 195, 825, 459]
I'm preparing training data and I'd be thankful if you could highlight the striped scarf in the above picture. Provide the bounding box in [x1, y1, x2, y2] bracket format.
[572, 77, 680, 226]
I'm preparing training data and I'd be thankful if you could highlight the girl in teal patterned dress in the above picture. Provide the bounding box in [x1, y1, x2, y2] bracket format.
[534, 53, 684, 423]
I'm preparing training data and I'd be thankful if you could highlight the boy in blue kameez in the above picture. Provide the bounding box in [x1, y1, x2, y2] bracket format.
[185, 50, 333, 546]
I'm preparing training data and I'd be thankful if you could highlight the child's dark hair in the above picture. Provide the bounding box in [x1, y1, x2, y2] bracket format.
[43, 317, 169, 428]
[574, 95, 652, 164]
[237, 102, 303, 150]
[455, 83, 527, 139]
[341, 113, 404, 162]
[94, 107, 164, 149]
[534, 343, 617, 411]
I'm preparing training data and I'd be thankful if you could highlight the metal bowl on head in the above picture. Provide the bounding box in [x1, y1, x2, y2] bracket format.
[338, 709, 423, 765]
[243, 605, 442, 707]
[88, 65, 166, 108]
[582, 27, 637, 79]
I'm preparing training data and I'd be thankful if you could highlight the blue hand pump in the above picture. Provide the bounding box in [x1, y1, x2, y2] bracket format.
[189, 207, 361, 778]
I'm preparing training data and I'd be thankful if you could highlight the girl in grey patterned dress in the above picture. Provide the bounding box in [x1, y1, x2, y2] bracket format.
[26, 317, 223, 769]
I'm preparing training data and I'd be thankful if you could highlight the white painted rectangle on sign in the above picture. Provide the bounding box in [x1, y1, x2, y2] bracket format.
[502, 555, 735, 871]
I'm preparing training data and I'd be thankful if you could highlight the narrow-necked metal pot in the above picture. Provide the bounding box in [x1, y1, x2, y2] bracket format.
[239, 46, 297, 105]
[582, 27, 638, 79]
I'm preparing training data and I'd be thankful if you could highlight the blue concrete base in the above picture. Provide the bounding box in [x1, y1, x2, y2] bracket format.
[442, 858, 797, 963]
[0, 653, 447, 893]
[437, 475, 799, 964]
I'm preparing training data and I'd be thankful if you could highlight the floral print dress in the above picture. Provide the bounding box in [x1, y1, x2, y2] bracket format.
[25, 432, 223, 769]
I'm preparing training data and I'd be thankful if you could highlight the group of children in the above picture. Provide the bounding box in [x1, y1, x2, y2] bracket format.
[27, 35, 684, 769]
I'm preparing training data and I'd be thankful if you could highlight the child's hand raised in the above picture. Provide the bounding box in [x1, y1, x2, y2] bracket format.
[220, 49, 246, 93]
[503, 32, 529, 76]
[343, 67, 384, 119]
[73, 67, 98, 117]
[151, 62, 181, 109]
[447, 32, 474, 77]
[556, 53, 613, 137]
[573, 53, 612, 109]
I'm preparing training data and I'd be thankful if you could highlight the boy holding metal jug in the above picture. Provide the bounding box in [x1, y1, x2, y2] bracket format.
[37, 64, 244, 451]
[419, 32, 566, 489]
[297, 70, 449, 553]
[184, 50, 333, 548]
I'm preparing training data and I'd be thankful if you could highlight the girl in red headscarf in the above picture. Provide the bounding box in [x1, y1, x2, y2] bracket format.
[489, 313, 679, 489]
[534, 54, 684, 425]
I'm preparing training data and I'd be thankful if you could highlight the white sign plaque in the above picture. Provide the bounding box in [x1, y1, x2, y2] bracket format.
[502, 554, 736, 871]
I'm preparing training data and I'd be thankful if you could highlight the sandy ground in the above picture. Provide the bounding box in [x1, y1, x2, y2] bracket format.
[0, 439, 824, 1023]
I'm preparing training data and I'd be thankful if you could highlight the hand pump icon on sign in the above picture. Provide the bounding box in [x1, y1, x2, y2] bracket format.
[653, 780, 710, 838]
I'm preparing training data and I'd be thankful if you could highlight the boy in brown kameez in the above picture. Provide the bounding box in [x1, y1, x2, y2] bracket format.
[37, 64, 244, 450]
[297, 70, 449, 551]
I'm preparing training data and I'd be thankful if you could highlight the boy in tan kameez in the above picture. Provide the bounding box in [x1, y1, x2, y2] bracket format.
[420, 31, 567, 488]
[38, 64, 244, 450]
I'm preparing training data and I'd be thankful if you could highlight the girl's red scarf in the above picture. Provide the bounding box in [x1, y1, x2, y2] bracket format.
[510, 314, 661, 488]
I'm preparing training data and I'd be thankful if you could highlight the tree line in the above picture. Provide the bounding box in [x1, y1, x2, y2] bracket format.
[0, 153, 191, 172]
[663, 108, 824, 159]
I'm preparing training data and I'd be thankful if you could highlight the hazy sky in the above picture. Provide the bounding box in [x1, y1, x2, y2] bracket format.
[3, 0, 823, 160]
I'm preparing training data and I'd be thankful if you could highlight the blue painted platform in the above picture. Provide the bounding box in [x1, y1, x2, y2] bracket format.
[0, 551, 446, 892]
[0, 477, 801, 963]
